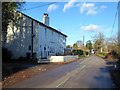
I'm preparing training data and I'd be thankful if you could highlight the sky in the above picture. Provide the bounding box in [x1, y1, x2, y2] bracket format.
[19, 1, 118, 45]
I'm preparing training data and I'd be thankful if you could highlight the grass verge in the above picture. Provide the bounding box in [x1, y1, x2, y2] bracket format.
[79, 55, 90, 59]
[96, 52, 108, 58]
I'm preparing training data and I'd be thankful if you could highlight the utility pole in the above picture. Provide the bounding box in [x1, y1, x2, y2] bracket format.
[118, 1, 120, 57]
[83, 36, 85, 46]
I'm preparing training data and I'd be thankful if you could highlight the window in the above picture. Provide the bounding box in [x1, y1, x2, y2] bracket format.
[57, 33, 60, 39]
[52, 31, 53, 38]
[28, 46, 31, 50]
[50, 47, 55, 53]
[45, 28, 47, 37]
[44, 47, 46, 50]
[48, 51, 49, 56]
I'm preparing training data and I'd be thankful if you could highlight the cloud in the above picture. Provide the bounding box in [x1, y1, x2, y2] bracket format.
[80, 3, 97, 15]
[80, 24, 101, 32]
[100, 5, 107, 9]
[63, 2, 107, 14]
[47, 4, 58, 12]
[102, 27, 112, 33]
[63, 0, 76, 12]
[76, 3, 80, 7]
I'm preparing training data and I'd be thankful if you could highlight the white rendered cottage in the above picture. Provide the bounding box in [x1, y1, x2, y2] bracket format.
[5, 11, 67, 61]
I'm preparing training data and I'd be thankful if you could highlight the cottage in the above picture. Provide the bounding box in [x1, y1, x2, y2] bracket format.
[5, 11, 67, 61]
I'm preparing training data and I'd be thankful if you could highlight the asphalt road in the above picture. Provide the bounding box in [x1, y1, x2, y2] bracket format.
[9, 55, 114, 88]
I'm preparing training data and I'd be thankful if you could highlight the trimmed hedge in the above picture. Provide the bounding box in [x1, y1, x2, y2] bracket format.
[73, 50, 83, 55]
[73, 50, 89, 56]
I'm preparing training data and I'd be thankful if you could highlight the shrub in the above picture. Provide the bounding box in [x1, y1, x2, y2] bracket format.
[78, 50, 84, 55]
[2, 47, 13, 62]
[2, 64, 12, 80]
[73, 50, 83, 55]
[18, 56, 26, 61]
[73, 50, 77, 55]
[111, 50, 118, 58]
[84, 51, 89, 56]
[73, 50, 84, 56]
[118, 57, 120, 65]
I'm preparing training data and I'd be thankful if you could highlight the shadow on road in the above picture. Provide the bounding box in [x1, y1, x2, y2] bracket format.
[92, 67, 115, 88]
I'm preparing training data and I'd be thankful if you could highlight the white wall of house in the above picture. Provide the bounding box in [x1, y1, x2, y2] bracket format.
[37, 25, 66, 59]
[5, 11, 67, 60]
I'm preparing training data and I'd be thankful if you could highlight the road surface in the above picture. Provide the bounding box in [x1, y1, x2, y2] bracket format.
[9, 55, 114, 88]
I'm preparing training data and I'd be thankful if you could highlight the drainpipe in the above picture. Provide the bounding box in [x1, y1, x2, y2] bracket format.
[31, 20, 34, 61]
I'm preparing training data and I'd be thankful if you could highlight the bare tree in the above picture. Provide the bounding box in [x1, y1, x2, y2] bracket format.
[92, 32, 105, 53]
[106, 34, 119, 55]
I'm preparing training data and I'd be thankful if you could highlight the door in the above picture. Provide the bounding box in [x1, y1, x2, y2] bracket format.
[44, 47, 47, 59]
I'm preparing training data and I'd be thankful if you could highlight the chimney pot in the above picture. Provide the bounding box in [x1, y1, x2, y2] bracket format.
[43, 13, 49, 26]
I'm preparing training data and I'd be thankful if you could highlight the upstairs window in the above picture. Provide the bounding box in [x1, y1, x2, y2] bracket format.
[52, 31, 53, 38]
[45, 28, 47, 37]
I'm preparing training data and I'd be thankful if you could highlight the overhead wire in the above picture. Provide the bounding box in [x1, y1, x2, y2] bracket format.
[20, 2, 57, 11]
[110, 1, 119, 37]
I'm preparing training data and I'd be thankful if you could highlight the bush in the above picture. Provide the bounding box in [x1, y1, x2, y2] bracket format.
[73, 50, 83, 55]
[84, 51, 89, 56]
[78, 50, 84, 55]
[118, 57, 120, 65]
[2, 47, 13, 62]
[2, 64, 12, 80]
[111, 50, 118, 58]
[18, 56, 26, 61]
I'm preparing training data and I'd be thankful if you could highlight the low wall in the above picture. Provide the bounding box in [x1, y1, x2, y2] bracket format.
[49, 55, 78, 62]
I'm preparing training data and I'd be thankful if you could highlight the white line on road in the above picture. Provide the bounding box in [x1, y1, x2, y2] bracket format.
[80, 65, 86, 70]
[56, 65, 86, 88]
[56, 77, 70, 88]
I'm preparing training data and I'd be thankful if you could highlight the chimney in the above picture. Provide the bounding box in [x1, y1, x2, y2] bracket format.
[43, 13, 49, 26]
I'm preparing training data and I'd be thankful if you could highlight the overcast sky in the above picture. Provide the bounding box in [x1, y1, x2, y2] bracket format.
[20, 1, 118, 45]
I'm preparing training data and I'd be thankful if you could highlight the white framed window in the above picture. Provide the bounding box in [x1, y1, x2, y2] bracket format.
[45, 28, 47, 37]
[52, 31, 53, 38]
